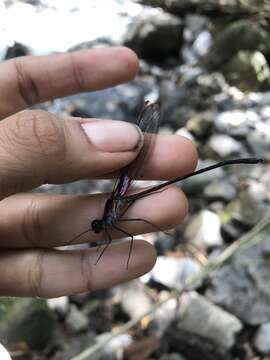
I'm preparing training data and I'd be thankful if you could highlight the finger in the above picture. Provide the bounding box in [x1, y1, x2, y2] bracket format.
[0, 186, 187, 248]
[104, 134, 198, 180]
[0, 110, 143, 199]
[0, 47, 139, 119]
[0, 240, 156, 297]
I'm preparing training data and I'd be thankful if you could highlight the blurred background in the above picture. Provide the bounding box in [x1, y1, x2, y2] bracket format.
[1, 0, 270, 359]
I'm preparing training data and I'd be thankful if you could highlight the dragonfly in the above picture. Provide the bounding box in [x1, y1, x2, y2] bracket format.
[71, 101, 263, 268]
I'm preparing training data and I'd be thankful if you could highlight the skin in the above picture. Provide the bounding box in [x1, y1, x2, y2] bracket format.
[0, 47, 198, 298]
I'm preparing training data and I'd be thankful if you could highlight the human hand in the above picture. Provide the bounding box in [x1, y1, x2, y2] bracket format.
[0, 47, 197, 297]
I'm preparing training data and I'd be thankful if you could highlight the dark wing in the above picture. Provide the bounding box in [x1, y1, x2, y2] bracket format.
[112, 101, 160, 197]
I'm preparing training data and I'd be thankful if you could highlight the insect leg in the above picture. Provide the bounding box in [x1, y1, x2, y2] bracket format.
[95, 228, 112, 265]
[67, 227, 94, 246]
[112, 224, 134, 269]
[118, 218, 173, 237]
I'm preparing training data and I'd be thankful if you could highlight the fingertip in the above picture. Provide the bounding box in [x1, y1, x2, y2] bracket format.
[133, 239, 157, 273]
[115, 46, 139, 80]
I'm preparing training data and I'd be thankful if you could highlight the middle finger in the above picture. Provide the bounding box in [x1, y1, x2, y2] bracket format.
[0, 187, 187, 248]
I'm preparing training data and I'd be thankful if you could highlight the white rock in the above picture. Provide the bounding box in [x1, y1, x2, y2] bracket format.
[178, 292, 243, 350]
[150, 256, 201, 289]
[47, 296, 69, 316]
[0, 344, 11, 360]
[184, 210, 223, 249]
[66, 304, 88, 332]
[207, 134, 243, 158]
[254, 322, 270, 354]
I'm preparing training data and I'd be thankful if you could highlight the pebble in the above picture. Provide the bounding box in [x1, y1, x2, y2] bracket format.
[254, 322, 270, 354]
[184, 210, 223, 249]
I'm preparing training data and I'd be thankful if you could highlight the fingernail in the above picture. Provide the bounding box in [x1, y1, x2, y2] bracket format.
[81, 120, 143, 152]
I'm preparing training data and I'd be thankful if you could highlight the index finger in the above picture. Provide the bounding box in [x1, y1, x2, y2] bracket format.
[0, 47, 139, 119]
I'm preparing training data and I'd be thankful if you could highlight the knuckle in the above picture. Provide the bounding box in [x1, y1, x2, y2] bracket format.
[21, 198, 44, 247]
[27, 250, 44, 298]
[80, 251, 93, 293]
[2, 110, 67, 164]
[13, 57, 40, 106]
[69, 53, 85, 92]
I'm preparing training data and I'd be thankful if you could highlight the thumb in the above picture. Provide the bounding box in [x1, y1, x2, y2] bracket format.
[0, 109, 143, 198]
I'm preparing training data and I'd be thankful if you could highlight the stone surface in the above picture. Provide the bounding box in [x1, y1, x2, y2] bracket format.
[66, 305, 89, 333]
[149, 256, 201, 289]
[184, 210, 223, 249]
[115, 280, 152, 320]
[254, 322, 270, 355]
[207, 134, 243, 158]
[206, 219, 270, 325]
[203, 180, 236, 202]
[177, 292, 243, 351]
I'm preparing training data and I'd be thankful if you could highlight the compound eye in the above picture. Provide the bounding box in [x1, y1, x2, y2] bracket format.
[91, 220, 102, 234]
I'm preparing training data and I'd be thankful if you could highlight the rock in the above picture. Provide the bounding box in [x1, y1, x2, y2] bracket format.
[221, 222, 243, 243]
[47, 296, 69, 318]
[66, 305, 89, 333]
[178, 292, 242, 350]
[115, 280, 152, 320]
[184, 210, 223, 249]
[245, 179, 268, 202]
[203, 179, 237, 202]
[162, 292, 242, 359]
[186, 112, 214, 139]
[206, 134, 244, 158]
[124, 10, 183, 60]
[254, 322, 270, 355]
[149, 256, 201, 289]
[206, 218, 270, 325]
[246, 123, 270, 160]
[101, 333, 133, 360]
[229, 190, 262, 228]
[0, 344, 11, 360]
[215, 109, 258, 138]
[222, 51, 270, 92]
[159, 353, 186, 360]
[192, 30, 212, 58]
[0, 298, 55, 351]
[181, 160, 225, 196]
[206, 20, 270, 70]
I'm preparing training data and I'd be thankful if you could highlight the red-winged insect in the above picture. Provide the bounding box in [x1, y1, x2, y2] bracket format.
[71, 101, 263, 268]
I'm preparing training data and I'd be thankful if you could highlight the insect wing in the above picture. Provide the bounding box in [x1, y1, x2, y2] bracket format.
[112, 101, 160, 198]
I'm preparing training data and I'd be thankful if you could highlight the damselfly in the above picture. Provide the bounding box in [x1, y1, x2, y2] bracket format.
[72, 101, 263, 267]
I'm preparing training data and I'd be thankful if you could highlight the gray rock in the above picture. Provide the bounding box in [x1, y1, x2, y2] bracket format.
[247, 124, 270, 160]
[207, 134, 243, 158]
[230, 190, 262, 228]
[66, 304, 89, 332]
[124, 10, 183, 60]
[184, 210, 223, 249]
[206, 219, 270, 325]
[115, 280, 152, 319]
[186, 111, 214, 139]
[159, 353, 186, 360]
[203, 180, 237, 202]
[254, 322, 270, 354]
[245, 179, 268, 202]
[177, 292, 243, 351]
